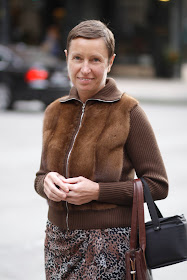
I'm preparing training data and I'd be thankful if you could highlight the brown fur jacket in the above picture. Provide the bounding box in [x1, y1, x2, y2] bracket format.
[35, 78, 168, 230]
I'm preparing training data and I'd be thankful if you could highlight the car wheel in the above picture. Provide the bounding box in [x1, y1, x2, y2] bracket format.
[0, 83, 12, 110]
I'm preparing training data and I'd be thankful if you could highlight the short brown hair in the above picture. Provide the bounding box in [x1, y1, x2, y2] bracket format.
[66, 20, 115, 59]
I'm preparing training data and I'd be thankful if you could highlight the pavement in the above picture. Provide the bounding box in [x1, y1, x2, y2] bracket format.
[113, 77, 187, 105]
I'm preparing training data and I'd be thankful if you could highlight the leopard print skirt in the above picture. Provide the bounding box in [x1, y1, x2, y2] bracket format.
[45, 220, 131, 280]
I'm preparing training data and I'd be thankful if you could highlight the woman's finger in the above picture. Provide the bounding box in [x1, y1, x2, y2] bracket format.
[64, 176, 82, 184]
[44, 176, 67, 200]
[44, 185, 67, 201]
[50, 173, 69, 193]
[55, 179, 69, 193]
[45, 172, 69, 193]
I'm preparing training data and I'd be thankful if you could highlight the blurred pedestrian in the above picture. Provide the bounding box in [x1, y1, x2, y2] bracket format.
[34, 20, 168, 279]
[40, 25, 61, 57]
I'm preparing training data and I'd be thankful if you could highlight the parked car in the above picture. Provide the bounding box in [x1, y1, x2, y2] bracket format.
[0, 43, 71, 110]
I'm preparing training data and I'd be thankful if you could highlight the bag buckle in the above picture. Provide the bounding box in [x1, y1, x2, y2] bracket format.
[130, 259, 136, 280]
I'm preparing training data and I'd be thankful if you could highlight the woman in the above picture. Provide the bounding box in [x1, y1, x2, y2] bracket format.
[35, 20, 168, 279]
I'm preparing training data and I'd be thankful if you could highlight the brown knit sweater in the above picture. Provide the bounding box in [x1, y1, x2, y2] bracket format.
[34, 78, 168, 230]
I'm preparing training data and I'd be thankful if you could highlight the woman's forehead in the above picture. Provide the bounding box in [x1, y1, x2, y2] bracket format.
[69, 37, 108, 54]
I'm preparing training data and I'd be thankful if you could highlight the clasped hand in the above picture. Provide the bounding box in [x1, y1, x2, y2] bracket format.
[44, 172, 99, 205]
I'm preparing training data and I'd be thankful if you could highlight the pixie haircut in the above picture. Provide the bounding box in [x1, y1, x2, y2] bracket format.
[66, 20, 115, 59]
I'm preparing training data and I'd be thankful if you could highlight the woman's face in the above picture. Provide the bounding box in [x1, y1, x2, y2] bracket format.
[65, 37, 115, 102]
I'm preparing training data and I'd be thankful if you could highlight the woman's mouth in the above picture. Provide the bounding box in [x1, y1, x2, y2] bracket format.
[78, 77, 94, 81]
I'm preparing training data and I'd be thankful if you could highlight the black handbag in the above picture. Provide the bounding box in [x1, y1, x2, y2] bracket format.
[141, 177, 187, 269]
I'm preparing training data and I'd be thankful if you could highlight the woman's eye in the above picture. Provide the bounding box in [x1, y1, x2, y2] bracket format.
[93, 58, 100, 62]
[74, 56, 81, 61]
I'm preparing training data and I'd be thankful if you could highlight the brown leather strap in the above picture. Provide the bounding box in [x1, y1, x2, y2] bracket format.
[130, 180, 138, 249]
[130, 179, 146, 253]
[136, 179, 146, 252]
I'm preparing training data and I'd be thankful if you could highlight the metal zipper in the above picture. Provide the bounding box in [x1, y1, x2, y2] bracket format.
[65, 102, 86, 230]
[62, 97, 120, 231]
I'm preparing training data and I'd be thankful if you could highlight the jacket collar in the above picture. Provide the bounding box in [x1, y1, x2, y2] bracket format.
[59, 78, 123, 103]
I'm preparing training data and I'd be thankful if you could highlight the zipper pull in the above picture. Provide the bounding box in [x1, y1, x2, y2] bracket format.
[66, 201, 69, 231]
[82, 103, 86, 112]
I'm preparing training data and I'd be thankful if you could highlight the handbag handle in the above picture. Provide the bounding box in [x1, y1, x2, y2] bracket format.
[141, 177, 163, 231]
[130, 179, 146, 253]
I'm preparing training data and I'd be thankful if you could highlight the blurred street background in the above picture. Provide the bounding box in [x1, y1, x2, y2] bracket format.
[0, 0, 187, 279]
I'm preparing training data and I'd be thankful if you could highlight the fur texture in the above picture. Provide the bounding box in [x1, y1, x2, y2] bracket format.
[42, 89, 138, 211]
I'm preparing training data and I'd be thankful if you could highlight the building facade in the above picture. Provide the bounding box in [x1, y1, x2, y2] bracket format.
[1, 0, 186, 78]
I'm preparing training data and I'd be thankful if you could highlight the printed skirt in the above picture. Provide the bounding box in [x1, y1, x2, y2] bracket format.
[45, 220, 131, 280]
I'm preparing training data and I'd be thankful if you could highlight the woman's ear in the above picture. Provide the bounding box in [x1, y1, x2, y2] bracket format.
[107, 54, 116, 73]
[64, 49, 68, 59]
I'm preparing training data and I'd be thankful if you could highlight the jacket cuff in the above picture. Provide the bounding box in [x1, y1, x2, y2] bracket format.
[98, 181, 133, 205]
[34, 174, 48, 199]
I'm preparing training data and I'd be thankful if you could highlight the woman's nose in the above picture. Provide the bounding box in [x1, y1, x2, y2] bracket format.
[81, 61, 91, 74]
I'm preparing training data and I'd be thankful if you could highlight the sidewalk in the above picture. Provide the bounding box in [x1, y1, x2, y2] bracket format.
[113, 77, 187, 105]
